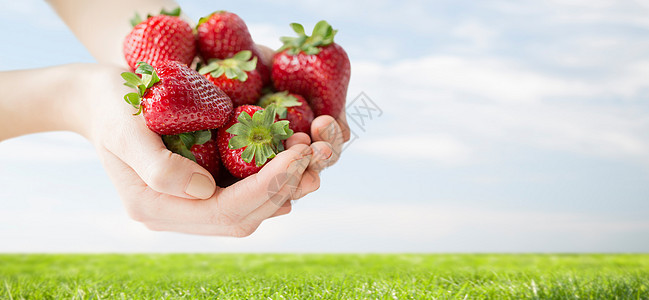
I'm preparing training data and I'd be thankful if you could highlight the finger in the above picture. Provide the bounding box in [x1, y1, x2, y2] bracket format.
[160, 201, 295, 237]
[297, 169, 321, 197]
[144, 160, 318, 229]
[217, 144, 313, 219]
[337, 109, 352, 142]
[97, 149, 206, 225]
[105, 144, 312, 226]
[311, 115, 345, 165]
[309, 141, 333, 172]
[268, 201, 292, 218]
[244, 168, 320, 222]
[97, 148, 154, 206]
[254, 44, 275, 69]
[286, 132, 311, 149]
[103, 119, 216, 200]
[142, 220, 262, 237]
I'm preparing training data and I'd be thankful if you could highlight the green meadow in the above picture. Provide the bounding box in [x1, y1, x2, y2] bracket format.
[1, 254, 647, 299]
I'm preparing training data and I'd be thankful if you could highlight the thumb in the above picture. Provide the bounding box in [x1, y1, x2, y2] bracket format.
[104, 122, 217, 200]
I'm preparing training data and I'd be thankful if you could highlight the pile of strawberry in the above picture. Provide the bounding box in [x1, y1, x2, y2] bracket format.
[120, 8, 350, 183]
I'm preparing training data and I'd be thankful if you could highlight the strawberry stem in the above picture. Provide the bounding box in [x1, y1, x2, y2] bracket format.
[159, 7, 181, 17]
[257, 91, 301, 119]
[278, 20, 337, 55]
[121, 62, 161, 115]
[162, 130, 212, 162]
[198, 50, 257, 82]
[197, 10, 227, 27]
[226, 105, 293, 166]
[129, 7, 181, 27]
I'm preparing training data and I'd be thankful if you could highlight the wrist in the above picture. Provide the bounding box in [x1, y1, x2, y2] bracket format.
[0, 65, 75, 140]
[0, 64, 124, 141]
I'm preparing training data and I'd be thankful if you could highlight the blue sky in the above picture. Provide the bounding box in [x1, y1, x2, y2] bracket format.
[1, 0, 648, 252]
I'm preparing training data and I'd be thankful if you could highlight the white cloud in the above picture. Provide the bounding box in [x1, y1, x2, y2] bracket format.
[348, 54, 649, 163]
[247, 23, 287, 51]
[451, 20, 499, 50]
[491, 0, 649, 28]
[352, 135, 473, 165]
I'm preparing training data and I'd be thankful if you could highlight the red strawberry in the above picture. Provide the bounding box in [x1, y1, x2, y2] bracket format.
[196, 11, 270, 84]
[199, 50, 263, 107]
[162, 130, 220, 179]
[121, 61, 233, 135]
[218, 105, 293, 178]
[272, 20, 351, 117]
[258, 91, 314, 134]
[123, 8, 196, 70]
[190, 132, 221, 179]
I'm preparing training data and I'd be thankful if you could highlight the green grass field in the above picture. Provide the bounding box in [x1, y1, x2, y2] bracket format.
[1, 254, 648, 299]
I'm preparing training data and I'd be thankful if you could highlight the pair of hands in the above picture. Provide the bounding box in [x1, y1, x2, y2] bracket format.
[84, 56, 349, 237]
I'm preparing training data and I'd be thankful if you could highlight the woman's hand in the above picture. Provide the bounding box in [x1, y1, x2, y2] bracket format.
[87, 64, 327, 236]
[0, 63, 323, 236]
[256, 44, 351, 174]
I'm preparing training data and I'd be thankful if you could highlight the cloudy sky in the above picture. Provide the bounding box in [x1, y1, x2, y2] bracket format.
[1, 0, 648, 252]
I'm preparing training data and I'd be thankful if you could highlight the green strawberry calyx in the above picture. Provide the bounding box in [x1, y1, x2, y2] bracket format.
[130, 7, 181, 27]
[162, 130, 212, 162]
[196, 10, 227, 27]
[121, 62, 160, 115]
[226, 105, 294, 167]
[257, 91, 302, 119]
[198, 50, 257, 82]
[278, 20, 337, 55]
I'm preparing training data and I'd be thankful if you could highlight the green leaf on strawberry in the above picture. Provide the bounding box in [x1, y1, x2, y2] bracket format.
[198, 50, 257, 82]
[162, 130, 212, 162]
[257, 91, 301, 119]
[225, 104, 293, 166]
[130, 13, 144, 27]
[278, 20, 338, 55]
[121, 62, 161, 115]
[160, 7, 181, 17]
[130, 7, 181, 27]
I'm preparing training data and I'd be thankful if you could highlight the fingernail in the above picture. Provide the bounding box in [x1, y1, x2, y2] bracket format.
[185, 173, 215, 199]
[314, 151, 333, 174]
[322, 148, 333, 161]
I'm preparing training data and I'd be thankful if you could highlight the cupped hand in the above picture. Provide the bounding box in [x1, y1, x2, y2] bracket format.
[255, 44, 350, 174]
[77, 64, 320, 236]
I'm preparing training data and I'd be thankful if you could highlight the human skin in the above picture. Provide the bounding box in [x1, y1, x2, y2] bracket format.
[0, 63, 322, 236]
[0, 0, 350, 236]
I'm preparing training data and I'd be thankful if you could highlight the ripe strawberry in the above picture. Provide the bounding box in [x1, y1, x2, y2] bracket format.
[121, 61, 233, 135]
[196, 11, 270, 84]
[218, 105, 293, 178]
[272, 20, 351, 117]
[123, 8, 196, 70]
[258, 91, 314, 134]
[192, 141, 220, 179]
[198, 50, 263, 107]
[162, 130, 220, 179]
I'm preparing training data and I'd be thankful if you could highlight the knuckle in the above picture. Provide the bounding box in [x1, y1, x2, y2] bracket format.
[144, 162, 172, 191]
